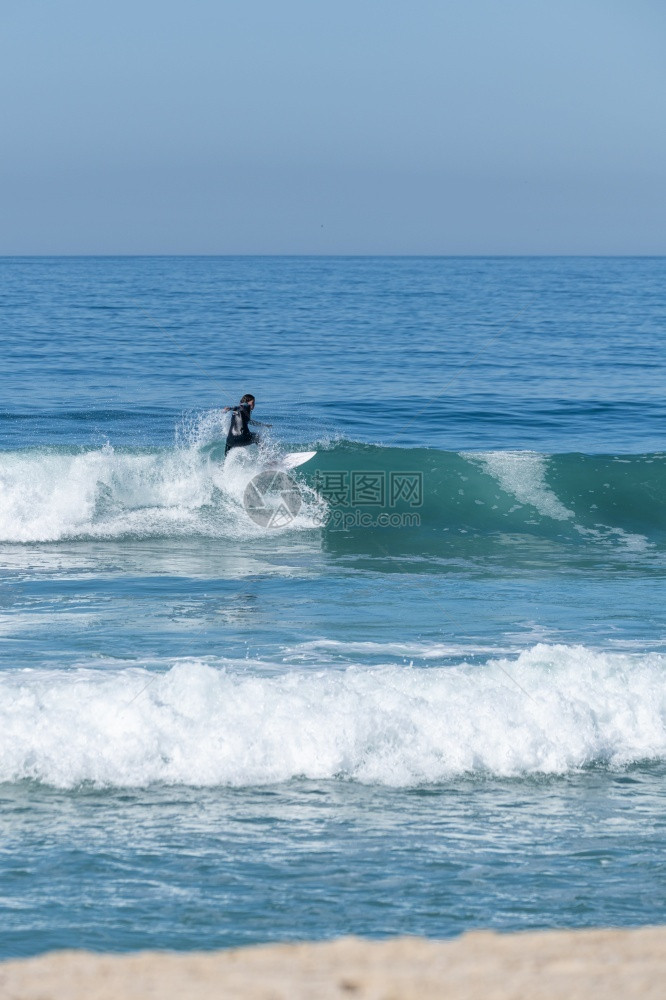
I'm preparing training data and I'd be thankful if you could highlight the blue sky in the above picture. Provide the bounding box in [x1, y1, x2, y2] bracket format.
[1, 0, 665, 253]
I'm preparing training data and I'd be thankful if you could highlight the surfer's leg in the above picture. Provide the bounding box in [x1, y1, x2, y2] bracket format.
[225, 436, 256, 457]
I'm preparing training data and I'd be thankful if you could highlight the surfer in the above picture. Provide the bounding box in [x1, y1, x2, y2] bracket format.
[223, 394, 271, 456]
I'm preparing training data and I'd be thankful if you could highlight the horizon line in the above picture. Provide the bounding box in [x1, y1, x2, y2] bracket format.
[1, 252, 665, 260]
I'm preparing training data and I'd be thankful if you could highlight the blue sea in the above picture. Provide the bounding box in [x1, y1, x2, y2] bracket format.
[1, 256, 665, 958]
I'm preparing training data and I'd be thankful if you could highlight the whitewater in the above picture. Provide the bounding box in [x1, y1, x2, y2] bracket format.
[2, 645, 666, 788]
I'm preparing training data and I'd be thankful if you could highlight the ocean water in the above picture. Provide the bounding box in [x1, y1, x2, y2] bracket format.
[1, 255, 665, 957]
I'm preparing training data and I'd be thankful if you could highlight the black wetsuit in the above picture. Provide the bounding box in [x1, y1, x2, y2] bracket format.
[225, 403, 258, 455]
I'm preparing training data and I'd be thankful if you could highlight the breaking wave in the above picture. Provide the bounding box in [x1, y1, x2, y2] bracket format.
[0, 411, 663, 549]
[1, 644, 665, 788]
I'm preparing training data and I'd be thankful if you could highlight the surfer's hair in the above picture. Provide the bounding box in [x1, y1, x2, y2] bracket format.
[240, 394, 255, 404]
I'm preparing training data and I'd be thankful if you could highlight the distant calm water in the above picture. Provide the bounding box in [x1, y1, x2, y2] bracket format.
[1, 256, 665, 958]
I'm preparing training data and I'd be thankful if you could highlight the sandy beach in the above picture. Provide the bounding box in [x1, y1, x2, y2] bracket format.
[1, 927, 665, 1000]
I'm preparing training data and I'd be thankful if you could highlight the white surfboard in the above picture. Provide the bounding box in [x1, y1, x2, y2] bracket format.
[281, 450, 316, 470]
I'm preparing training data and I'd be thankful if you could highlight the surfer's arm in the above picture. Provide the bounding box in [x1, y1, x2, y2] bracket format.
[250, 418, 272, 427]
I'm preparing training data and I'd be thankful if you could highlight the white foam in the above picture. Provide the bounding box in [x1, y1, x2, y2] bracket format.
[467, 451, 574, 521]
[1, 644, 665, 788]
[0, 432, 325, 543]
[285, 639, 515, 662]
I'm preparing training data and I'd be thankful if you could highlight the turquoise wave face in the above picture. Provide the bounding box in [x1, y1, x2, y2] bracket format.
[309, 442, 666, 540]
